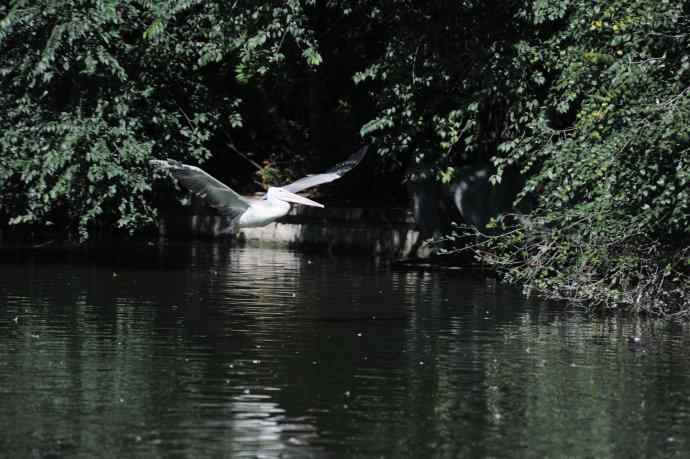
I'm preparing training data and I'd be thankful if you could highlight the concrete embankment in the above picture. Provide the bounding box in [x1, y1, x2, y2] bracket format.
[0, 196, 431, 258]
[158, 197, 430, 258]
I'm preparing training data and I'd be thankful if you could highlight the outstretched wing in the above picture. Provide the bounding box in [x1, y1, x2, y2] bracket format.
[281, 146, 368, 194]
[150, 159, 250, 219]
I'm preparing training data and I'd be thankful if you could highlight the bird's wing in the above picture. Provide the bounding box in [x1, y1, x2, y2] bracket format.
[150, 159, 250, 218]
[281, 146, 368, 194]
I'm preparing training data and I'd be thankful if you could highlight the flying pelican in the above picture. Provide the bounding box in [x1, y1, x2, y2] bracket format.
[150, 146, 368, 233]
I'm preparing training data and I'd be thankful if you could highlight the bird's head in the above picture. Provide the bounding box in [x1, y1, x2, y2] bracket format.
[266, 187, 324, 208]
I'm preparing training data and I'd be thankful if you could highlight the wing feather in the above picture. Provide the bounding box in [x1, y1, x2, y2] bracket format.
[282, 146, 368, 194]
[151, 159, 250, 219]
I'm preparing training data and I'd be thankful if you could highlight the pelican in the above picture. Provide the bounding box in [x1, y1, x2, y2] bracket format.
[151, 146, 368, 233]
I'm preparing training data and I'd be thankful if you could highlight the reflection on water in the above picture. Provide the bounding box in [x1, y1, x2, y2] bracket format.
[1, 243, 690, 457]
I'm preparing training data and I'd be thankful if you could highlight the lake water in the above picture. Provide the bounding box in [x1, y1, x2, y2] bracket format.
[2, 242, 690, 458]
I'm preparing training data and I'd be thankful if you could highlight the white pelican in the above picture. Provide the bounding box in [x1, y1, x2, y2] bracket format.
[151, 146, 367, 233]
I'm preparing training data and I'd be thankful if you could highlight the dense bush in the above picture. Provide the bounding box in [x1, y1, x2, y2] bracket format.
[441, 0, 690, 315]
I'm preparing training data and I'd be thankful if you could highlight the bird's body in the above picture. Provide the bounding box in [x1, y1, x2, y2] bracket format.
[237, 194, 290, 228]
[151, 147, 367, 233]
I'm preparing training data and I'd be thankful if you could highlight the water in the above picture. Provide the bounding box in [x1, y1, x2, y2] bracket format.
[1, 243, 690, 458]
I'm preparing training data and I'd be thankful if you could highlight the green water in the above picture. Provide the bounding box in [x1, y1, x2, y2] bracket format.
[1, 243, 689, 458]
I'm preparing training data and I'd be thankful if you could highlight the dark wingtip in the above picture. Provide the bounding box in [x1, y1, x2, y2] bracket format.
[345, 145, 369, 171]
[353, 145, 368, 163]
[327, 145, 369, 175]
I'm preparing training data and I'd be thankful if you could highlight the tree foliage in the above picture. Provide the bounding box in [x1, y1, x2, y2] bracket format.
[1, 1, 220, 238]
[439, 0, 690, 313]
[0, 0, 320, 239]
[1, 0, 688, 313]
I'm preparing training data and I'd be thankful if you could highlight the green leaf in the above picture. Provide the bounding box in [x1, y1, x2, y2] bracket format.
[302, 47, 322, 67]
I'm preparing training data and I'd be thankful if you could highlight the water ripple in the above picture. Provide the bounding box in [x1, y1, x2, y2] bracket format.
[2, 243, 690, 457]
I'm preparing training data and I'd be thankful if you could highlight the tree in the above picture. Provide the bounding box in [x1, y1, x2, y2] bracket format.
[0, 1, 226, 239]
[1, 0, 687, 313]
[0, 0, 326, 240]
[443, 0, 690, 314]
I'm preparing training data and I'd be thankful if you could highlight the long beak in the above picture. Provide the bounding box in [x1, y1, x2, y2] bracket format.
[278, 190, 324, 208]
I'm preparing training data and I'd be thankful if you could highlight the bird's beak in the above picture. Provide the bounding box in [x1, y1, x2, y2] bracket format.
[278, 190, 324, 208]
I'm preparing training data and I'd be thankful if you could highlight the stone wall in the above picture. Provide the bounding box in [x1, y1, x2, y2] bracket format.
[157, 196, 431, 258]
